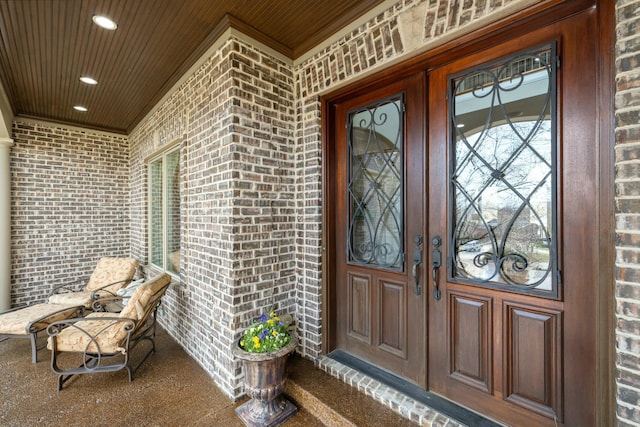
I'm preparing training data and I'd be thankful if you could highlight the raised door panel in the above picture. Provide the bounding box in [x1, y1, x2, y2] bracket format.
[379, 279, 407, 357]
[449, 291, 492, 393]
[348, 272, 372, 344]
[504, 302, 563, 421]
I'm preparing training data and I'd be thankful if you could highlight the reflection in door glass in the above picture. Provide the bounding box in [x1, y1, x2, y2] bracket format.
[347, 96, 403, 270]
[450, 45, 557, 294]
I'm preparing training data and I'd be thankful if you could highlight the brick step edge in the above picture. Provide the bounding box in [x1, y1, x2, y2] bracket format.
[285, 378, 357, 427]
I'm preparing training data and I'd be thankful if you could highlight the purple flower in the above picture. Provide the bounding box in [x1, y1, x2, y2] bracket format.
[259, 313, 267, 322]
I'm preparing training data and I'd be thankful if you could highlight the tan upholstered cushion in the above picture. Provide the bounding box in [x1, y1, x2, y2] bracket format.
[0, 303, 81, 336]
[119, 273, 171, 322]
[48, 274, 171, 355]
[85, 257, 139, 293]
[48, 291, 93, 307]
[47, 312, 131, 354]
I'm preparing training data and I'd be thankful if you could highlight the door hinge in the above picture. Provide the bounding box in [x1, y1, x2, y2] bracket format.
[556, 56, 561, 69]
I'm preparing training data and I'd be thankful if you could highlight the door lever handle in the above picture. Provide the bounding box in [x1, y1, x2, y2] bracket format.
[432, 264, 441, 301]
[412, 234, 423, 296]
[412, 261, 421, 295]
[431, 236, 442, 301]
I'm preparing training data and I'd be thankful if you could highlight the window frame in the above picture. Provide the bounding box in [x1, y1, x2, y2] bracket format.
[147, 142, 181, 277]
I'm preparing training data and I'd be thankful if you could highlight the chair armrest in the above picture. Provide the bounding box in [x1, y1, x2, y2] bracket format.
[26, 305, 85, 334]
[47, 316, 136, 334]
[49, 280, 87, 296]
[91, 295, 126, 313]
[47, 316, 137, 348]
[89, 279, 131, 300]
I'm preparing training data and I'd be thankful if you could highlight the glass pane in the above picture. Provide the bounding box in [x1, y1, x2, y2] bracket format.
[450, 46, 556, 293]
[347, 96, 403, 269]
[165, 149, 181, 274]
[150, 159, 164, 268]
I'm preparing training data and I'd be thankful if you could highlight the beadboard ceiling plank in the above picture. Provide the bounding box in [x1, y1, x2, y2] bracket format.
[0, 0, 386, 133]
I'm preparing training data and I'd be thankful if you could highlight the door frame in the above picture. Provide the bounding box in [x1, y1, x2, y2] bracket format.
[321, 0, 614, 425]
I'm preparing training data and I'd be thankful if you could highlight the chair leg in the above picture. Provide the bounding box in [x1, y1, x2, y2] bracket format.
[29, 333, 38, 364]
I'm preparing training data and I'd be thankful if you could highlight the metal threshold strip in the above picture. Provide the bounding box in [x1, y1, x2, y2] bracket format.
[328, 349, 503, 427]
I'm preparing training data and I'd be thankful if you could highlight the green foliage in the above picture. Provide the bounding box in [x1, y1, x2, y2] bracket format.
[239, 311, 292, 353]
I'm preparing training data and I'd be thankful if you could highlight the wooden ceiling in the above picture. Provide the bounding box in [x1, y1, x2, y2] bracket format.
[0, 0, 385, 134]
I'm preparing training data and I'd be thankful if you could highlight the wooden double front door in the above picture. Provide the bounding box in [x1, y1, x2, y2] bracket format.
[327, 9, 599, 427]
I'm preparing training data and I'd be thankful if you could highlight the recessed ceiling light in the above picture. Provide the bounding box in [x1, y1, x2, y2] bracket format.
[80, 76, 98, 85]
[73, 105, 88, 112]
[92, 15, 117, 30]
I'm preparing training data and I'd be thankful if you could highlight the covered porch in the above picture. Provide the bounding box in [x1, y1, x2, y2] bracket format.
[0, 327, 416, 426]
[0, 0, 634, 426]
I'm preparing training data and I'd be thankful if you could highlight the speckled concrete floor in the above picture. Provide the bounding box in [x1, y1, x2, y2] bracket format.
[0, 328, 322, 427]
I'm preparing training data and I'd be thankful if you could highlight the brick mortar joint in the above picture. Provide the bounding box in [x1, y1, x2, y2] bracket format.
[615, 141, 640, 150]
[617, 365, 640, 375]
[615, 106, 640, 115]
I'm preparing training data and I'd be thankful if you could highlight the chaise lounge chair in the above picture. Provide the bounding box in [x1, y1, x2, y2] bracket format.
[0, 258, 140, 363]
[46, 272, 172, 390]
[48, 257, 139, 308]
[0, 303, 84, 363]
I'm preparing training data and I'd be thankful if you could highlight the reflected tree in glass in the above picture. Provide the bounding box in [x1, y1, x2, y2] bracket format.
[347, 97, 403, 270]
[450, 46, 557, 292]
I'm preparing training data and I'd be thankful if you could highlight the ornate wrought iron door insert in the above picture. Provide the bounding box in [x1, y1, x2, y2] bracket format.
[347, 95, 404, 271]
[449, 44, 559, 297]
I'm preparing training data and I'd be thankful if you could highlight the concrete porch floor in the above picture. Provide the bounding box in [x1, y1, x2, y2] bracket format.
[0, 327, 416, 426]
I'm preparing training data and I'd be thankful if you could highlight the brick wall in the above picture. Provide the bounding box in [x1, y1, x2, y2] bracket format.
[129, 38, 295, 398]
[614, 0, 640, 425]
[10, 120, 130, 306]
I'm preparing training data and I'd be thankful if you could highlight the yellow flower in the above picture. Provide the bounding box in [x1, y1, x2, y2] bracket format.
[240, 341, 245, 347]
[272, 330, 277, 336]
[267, 319, 274, 327]
[270, 311, 276, 317]
[255, 342, 261, 349]
[252, 336, 259, 344]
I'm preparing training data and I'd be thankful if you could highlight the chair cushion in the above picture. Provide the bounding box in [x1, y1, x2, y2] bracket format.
[48, 274, 171, 355]
[48, 291, 93, 307]
[0, 303, 81, 336]
[119, 273, 171, 322]
[85, 257, 139, 293]
[47, 312, 130, 354]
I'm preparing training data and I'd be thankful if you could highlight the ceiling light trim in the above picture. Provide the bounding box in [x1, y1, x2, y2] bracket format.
[80, 76, 98, 85]
[92, 15, 117, 30]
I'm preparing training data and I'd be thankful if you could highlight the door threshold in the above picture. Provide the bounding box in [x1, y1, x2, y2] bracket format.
[327, 349, 503, 427]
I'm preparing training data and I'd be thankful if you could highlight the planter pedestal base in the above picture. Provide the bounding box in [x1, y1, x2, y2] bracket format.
[233, 336, 299, 427]
[235, 395, 297, 427]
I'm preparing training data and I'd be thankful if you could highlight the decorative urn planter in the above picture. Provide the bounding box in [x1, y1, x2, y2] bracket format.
[233, 335, 298, 427]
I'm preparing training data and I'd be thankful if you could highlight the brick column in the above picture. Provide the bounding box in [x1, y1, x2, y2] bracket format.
[0, 137, 12, 311]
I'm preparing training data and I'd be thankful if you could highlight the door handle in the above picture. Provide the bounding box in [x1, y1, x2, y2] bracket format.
[432, 236, 442, 301]
[412, 234, 423, 296]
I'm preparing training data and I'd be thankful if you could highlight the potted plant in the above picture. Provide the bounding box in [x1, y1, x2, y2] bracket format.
[233, 311, 298, 427]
